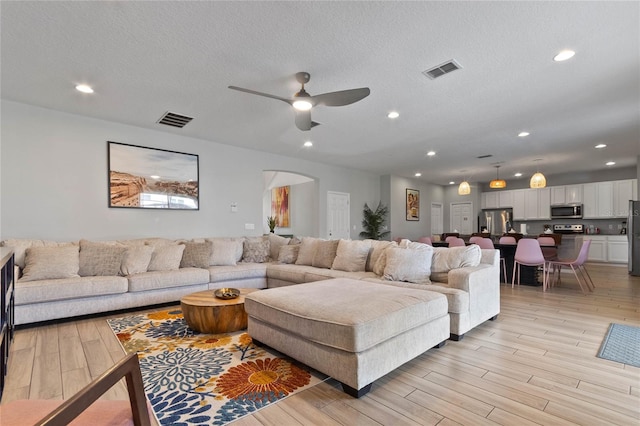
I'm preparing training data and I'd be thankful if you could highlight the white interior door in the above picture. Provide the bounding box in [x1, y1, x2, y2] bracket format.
[431, 202, 443, 236]
[327, 191, 350, 240]
[450, 202, 473, 234]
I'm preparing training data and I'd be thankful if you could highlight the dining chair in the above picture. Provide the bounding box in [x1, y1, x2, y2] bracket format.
[448, 237, 466, 247]
[512, 238, 548, 290]
[445, 235, 458, 243]
[537, 236, 558, 261]
[476, 238, 507, 282]
[546, 240, 594, 294]
[499, 236, 517, 245]
[498, 236, 516, 283]
[468, 236, 484, 244]
[417, 236, 432, 245]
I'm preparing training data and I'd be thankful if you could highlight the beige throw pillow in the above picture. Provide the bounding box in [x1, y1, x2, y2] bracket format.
[366, 240, 397, 272]
[312, 239, 340, 269]
[383, 246, 433, 284]
[79, 240, 127, 277]
[267, 233, 291, 260]
[332, 239, 372, 272]
[209, 239, 241, 266]
[431, 245, 482, 273]
[242, 239, 270, 263]
[278, 245, 300, 264]
[180, 241, 213, 268]
[120, 245, 154, 275]
[295, 237, 319, 266]
[147, 245, 185, 271]
[21, 246, 80, 282]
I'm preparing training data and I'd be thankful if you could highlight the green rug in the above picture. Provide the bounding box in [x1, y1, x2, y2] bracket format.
[107, 308, 324, 425]
[596, 323, 640, 368]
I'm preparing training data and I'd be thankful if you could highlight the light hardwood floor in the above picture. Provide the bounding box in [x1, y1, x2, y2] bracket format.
[2, 264, 639, 425]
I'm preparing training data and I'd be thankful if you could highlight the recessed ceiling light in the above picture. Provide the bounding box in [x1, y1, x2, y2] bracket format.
[595, 144, 607, 149]
[150, 175, 160, 179]
[426, 151, 436, 156]
[554, 50, 575, 62]
[449, 181, 455, 185]
[518, 132, 530, 137]
[75, 84, 94, 94]
[303, 141, 313, 147]
[606, 161, 616, 166]
[415, 172, 422, 177]
[514, 172, 523, 177]
[387, 111, 399, 119]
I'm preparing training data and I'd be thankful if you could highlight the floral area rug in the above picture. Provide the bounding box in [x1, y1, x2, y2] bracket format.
[107, 308, 324, 425]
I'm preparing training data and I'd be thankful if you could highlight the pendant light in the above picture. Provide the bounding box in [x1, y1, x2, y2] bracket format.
[458, 181, 471, 195]
[529, 159, 546, 188]
[489, 165, 506, 189]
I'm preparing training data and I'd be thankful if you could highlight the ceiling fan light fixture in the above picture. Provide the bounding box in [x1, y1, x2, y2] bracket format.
[458, 181, 471, 195]
[293, 99, 312, 111]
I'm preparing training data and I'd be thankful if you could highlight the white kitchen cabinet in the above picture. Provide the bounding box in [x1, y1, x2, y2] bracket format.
[583, 236, 607, 262]
[512, 189, 526, 220]
[551, 186, 566, 205]
[484, 192, 499, 209]
[565, 184, 583, 203]
[537, 187, 551, 219]
[613, 179, 635, 218]
[583, 183, 597, 218]
[607, 236, 629, 263]
[597, 181, 614, 217]
[499, 190, 514, 208]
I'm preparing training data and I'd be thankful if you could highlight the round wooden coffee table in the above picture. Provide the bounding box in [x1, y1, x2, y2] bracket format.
[180, 288, 259, 334]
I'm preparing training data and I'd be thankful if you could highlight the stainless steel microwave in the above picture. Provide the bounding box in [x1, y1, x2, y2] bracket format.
[550, 204, 583, 219]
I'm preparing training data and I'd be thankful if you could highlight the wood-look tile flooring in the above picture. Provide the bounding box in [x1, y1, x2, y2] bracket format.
[2, 264, 639, 425]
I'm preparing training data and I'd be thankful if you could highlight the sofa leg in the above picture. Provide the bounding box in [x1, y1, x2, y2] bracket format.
[342, 383, 372, 398]
[489, 315, 499, 321]
[250, 338, 264, 347]
[450, 333, 464, 341]
[432, 340, 446, 349]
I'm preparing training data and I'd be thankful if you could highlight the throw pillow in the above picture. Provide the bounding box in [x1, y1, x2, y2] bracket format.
[242, 239, 271, 263]
[78, 240, 127, 277]
[209, 239, 242, 266]
[120, 245, 154, 275]
[295, 237, 319, 266]
[278, 245, 300, 264]
[147, 244, 185, 272]
[383, 245, 434, 284]
[312, 239, 340, 269]
[180, 241, 213, 268]
[332, 239, 372, 272]
[366, 240, 397, 272]
[21, 246, 80, 282]
[431, 245, 482, 273]
[267, 233, 291, 260]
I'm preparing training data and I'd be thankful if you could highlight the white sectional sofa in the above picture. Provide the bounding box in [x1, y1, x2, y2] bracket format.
[1, 235, 500, 340]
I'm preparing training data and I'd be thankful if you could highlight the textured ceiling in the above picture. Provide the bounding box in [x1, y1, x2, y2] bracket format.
[1, 1, 638, 185]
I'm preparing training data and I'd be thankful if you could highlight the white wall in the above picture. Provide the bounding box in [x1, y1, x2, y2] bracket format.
[388, 175, 445, 241]
[1, 101, 380, 241]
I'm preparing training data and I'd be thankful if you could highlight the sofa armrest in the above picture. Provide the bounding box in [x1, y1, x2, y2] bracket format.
[448, 262, 500, 328]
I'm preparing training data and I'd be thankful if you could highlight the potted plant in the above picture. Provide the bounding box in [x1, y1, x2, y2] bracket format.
[359, 202, 390, 240]
[267, 216, 278, 233]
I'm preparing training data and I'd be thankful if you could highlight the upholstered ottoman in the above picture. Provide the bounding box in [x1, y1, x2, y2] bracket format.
[244, 278, 450, 397]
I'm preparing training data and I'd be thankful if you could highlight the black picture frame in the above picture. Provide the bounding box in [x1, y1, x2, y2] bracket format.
[108, 141, 199, 210]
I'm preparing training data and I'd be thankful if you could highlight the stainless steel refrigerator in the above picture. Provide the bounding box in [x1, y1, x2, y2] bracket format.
[479, 208, 513, 236]
[629, 200, 640, 276]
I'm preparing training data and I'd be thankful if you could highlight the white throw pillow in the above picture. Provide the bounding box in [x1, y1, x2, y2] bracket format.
[20, 246, 80, 282]
[383, 246, 433, 284]
[332, 239, 372, 272]
[120, 245, 154, 275]
[147, 245, 185, 271]
[209, 239, 242, 266]
[431, 245, 482, 273]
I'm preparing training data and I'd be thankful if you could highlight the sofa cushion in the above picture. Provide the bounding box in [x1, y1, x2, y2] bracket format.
[180, 241, 213, 269]
[295, 237, 318, 266]
[304, 269, 378, 282]
[208, 263, 268, 283]
[332, 239, 371, 272]
[78, 240, 127, 277]
[268, 233, 291, 260]
[120, 245, 154, 275]
[208, 238, 243, 266]
[365, 240, 396, 272]
[20, 246, 80, 282]
[147, 245, 185, 272]
[242, 239, 270, 263]
[432, 245, 482, 274]
[277, 245, 299, 264]
[245, 278, 448, 353]
[311, 239, 339, 269]
[383, 246, 433, 284]
[266, 263, 317, 284]
[127, 268, 210, 292]
[16, 275, 128, 304]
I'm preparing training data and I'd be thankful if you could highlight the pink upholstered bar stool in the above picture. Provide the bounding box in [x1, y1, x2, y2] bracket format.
[417, 236, 432, 245]
[498, 236, 516, 283]
[512, 238, 548, 290]
[448, 237, 466, 247]
[469, 236, 484, 244]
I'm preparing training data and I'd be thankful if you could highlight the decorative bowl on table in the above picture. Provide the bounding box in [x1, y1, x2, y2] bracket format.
[214, 288, 240, 300]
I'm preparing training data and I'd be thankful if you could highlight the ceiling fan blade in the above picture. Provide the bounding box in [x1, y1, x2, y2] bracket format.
[312, 87, 370, 107]
[228, 86, 292, 105]
[294, 110, 320, 131]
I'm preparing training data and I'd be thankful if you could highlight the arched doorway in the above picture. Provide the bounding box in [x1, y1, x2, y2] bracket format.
[263, 171, 319, 236]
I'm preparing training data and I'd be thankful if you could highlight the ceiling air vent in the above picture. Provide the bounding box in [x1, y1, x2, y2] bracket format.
[422, 59, 462, 80]
[476, 154, 493, 159]
[157, 112, 193, 128]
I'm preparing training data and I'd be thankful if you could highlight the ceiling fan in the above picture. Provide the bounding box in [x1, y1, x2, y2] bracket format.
[229, 72, 370, 131]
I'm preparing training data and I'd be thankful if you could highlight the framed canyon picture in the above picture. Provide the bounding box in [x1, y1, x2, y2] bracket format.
[406, 188, 419, 221]
[108, 141, 199, 210]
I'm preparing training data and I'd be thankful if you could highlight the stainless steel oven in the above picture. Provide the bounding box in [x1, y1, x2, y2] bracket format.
[550, 204, 583, 219]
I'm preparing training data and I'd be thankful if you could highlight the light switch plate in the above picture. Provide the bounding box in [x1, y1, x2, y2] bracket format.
[245, 223, 255, 230]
